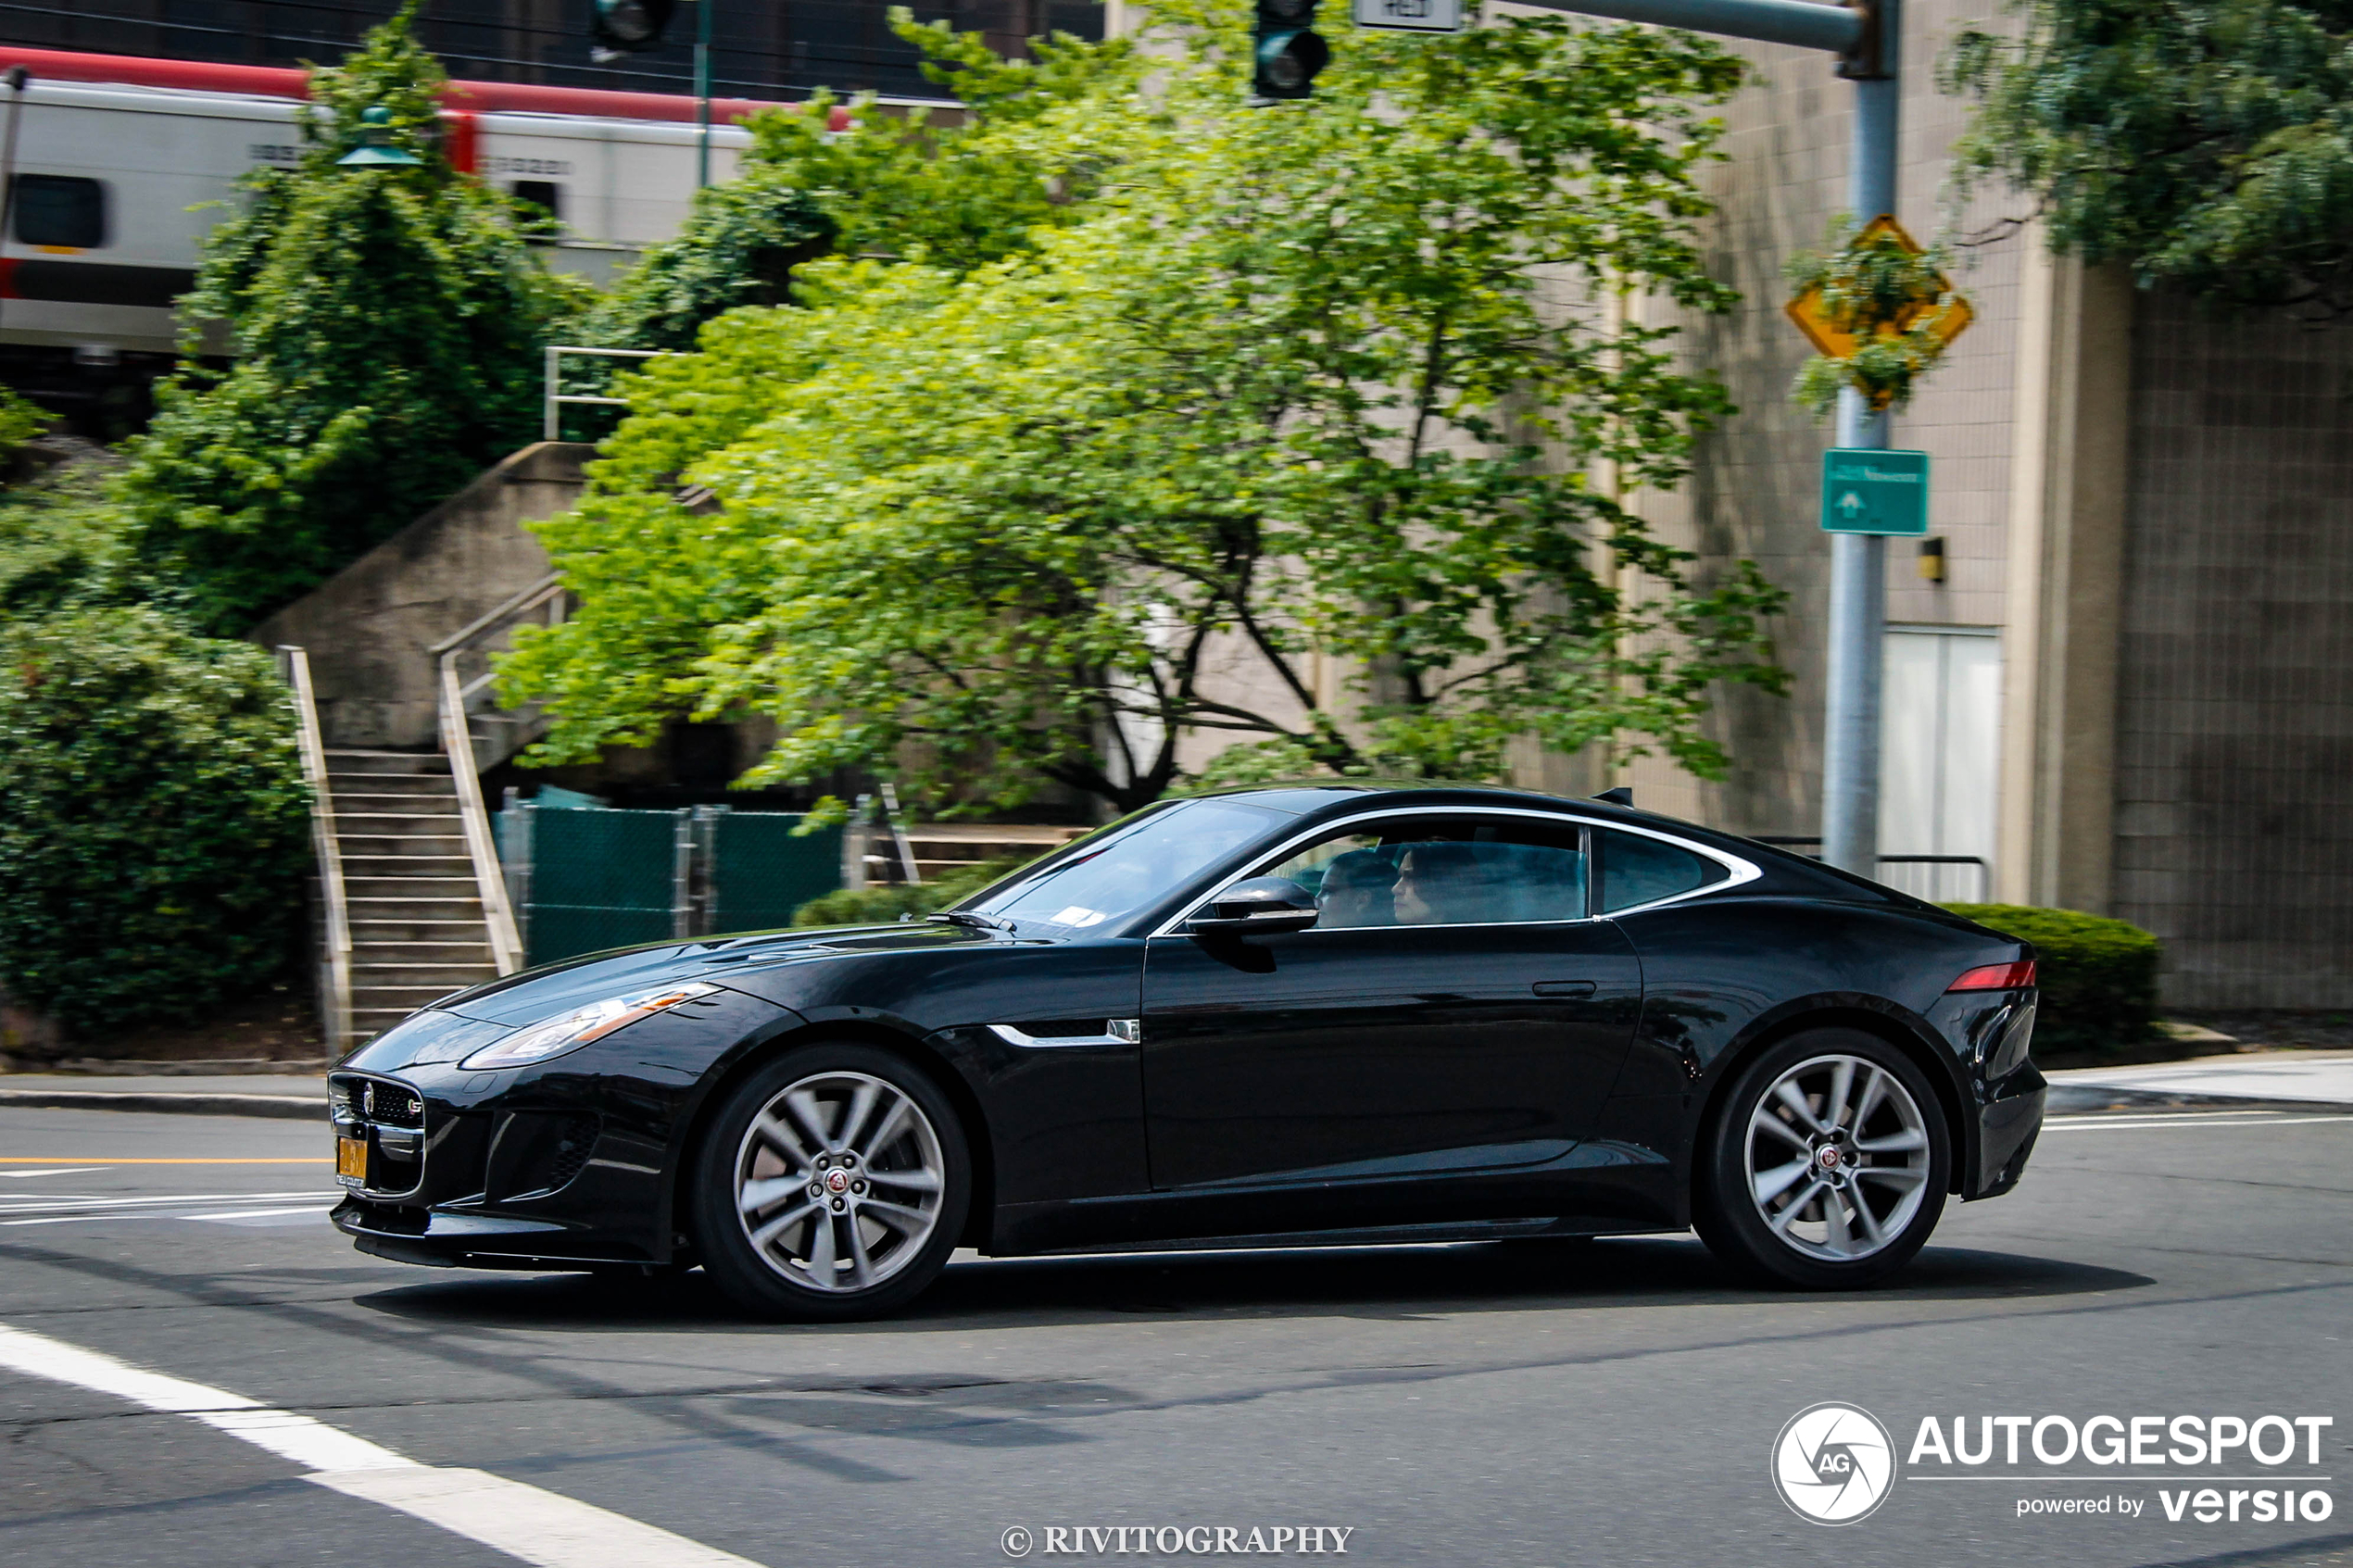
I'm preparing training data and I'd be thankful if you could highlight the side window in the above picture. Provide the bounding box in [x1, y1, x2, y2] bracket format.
[1595, 828, 1727, 913]
[12, 174, 106, 248]
[1256, 816, 1587, 929]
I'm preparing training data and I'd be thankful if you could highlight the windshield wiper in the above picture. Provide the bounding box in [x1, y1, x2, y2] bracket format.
[926, 910, 1011, 932]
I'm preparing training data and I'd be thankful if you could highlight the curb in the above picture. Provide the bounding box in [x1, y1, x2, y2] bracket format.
[0, 1089, 323, 1120]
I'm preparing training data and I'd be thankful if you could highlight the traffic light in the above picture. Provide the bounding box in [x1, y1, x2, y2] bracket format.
[591, 0, 678, 62]
[1252, 0, 1328, 102]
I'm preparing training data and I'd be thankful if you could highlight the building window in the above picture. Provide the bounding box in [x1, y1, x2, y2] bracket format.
[11, 174, 107, 248]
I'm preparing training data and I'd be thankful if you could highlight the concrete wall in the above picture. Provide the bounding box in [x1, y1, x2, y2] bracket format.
[252, 443, 591, 749]
[2112, 295, 2353, 1007]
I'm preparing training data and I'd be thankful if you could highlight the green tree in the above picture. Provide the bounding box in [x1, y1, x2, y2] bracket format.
[502, 4, 1785, 816]
[119, 3, 582, 635]
[572, 18, 1132, 367]
[1944, 0, 2353, 314]
[0, 608, 310, 1031]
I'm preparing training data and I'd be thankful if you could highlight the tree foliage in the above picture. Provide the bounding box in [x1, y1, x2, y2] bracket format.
[574, 22, 1131, 365]
[1945, 0, 2353, 314]
[0, 608, 311, 1030]
[503, 3, 1786, 817]
[119, 3, 582, 634]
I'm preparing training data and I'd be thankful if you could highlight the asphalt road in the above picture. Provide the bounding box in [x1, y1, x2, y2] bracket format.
[0, 1098, 2347, 1567]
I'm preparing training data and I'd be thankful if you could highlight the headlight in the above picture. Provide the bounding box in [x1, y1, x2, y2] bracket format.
[459, 982, 722, 1071]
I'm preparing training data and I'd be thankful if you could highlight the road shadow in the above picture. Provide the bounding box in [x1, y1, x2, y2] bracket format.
[352, 1235, 2152, 1336]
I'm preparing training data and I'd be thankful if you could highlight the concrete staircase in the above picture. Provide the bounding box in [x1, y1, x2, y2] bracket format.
[325, 749, 500, 1044]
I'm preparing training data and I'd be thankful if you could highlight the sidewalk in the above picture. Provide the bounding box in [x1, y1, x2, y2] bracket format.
[0, 1073, 325, 1120]
[2044, 1049, 2353, 1113]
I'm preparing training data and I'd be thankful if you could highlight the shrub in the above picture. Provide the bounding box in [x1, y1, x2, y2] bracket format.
[791, 855, 1030, 928]
[0, 608, 311, 1032]
[1943, 903, 2160, 1058]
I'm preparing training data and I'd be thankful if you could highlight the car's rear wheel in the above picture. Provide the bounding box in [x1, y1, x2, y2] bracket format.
[691, 1042, 970, 1321]
[1694, 1029, 1949, 1289]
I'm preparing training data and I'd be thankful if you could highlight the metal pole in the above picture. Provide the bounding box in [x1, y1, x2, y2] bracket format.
[694, 0, 713, 189]
[1819, 0, 1899, 876]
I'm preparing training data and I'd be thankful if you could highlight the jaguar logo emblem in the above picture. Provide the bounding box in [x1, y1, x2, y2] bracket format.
[824, 1169, 851, 1194]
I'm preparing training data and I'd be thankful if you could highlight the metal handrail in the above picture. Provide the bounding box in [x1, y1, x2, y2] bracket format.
[429, 573, 565, 660]
[439, 654, 526, 975]
[277, 646, 353, 1051]
[543, 345, 671, 442]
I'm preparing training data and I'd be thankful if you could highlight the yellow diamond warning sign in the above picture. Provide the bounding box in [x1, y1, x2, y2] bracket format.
[1783, 214, 1973, 362]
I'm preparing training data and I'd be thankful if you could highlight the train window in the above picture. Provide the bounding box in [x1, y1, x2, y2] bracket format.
[510, 181, 561, 224]
[11, 174, 106, 248]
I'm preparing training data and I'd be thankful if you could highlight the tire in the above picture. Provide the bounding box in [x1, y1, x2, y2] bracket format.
[1693, 1028, 1950, 1289]
[690, 1040, 971, 1322]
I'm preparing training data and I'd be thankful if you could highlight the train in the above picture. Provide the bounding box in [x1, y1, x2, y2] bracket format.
[0, 44, 950, 433]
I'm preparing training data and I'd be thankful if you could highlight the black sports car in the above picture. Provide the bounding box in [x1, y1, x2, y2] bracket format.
[330, 784, 2046, 1318]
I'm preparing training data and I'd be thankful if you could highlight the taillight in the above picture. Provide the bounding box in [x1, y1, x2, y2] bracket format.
[1948, 959, 2036, 992]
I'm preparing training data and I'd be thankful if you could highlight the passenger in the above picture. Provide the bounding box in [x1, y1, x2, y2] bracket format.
[1391, 841, 1490, 925]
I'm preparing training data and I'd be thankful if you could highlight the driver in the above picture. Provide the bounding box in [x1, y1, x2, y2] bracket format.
[1315, 850, 1398, 928]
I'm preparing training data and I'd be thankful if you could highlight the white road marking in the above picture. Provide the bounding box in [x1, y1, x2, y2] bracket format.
[0, 1191, 334, 1219]
[185, 1206, 338, 1223]
[0, 1168, 101, 1179]
[0, 1322, 767, 1568]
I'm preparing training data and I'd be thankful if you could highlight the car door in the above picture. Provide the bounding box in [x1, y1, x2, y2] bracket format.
[1139, 810, 1642, 1220]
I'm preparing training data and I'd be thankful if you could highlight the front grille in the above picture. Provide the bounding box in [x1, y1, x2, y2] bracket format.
[336, 1076, 424, 1128]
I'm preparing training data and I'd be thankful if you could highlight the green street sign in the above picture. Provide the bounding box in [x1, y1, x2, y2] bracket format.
[1820, 447, 1930, 536]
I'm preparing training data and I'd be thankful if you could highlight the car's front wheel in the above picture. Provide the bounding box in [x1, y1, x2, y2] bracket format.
[691, 1042, 970, 1321]
[1695, 1029, 1950, 1288]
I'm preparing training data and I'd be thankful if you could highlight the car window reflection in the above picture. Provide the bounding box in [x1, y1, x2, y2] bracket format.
[1260, 818, 1589, 928]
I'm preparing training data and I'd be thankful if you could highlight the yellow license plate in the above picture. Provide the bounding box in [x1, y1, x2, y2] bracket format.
[336, 1135, 369, 1182]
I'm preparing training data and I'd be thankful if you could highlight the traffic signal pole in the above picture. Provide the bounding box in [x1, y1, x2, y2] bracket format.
[1506, 0, 1894, 875]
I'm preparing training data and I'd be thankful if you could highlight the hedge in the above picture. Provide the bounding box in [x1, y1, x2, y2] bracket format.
[791, 856, 1030, 929]
[1942, 903, 2160, 1058]
[0, 608, 311, 1031]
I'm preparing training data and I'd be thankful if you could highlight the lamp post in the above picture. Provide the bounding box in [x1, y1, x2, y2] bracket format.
[695, 0, 713, 189]
[335, 105, 424, 169]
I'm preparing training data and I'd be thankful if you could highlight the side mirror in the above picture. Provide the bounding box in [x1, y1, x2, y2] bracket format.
[1186, 876, 1319, 936]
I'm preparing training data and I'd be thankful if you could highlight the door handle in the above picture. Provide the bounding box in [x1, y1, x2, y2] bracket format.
[1532, 980, 1597, 997]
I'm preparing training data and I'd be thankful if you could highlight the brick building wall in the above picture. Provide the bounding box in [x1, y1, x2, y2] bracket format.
[2113, 295, 2353, 1007]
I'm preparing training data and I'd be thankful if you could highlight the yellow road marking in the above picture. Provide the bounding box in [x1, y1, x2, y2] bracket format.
[0, 1157, 331, 1165]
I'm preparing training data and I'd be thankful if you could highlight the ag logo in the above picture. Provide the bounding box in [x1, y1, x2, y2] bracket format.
[1772, 1402, 1896, 1524]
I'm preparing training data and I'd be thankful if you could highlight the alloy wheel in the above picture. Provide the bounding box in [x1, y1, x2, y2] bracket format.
[732, 1070, 947, 1294]
[1743, 1053, 1932, 1262]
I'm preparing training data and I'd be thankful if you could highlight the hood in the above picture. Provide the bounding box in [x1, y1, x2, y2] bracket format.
[434, 920, 996, 1030]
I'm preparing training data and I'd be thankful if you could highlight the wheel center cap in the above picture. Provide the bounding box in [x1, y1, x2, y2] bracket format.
[1816, 1145, 1843, 1171]
[824, 1169, 851, 1194]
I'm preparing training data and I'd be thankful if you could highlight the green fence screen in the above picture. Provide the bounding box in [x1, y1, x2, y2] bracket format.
[707, 811, 845, 936]
[515, 806, 683, 968]
[500, 803, 844, 967]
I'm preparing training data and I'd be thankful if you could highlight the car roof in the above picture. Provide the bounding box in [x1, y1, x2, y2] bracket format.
[1190, 782, 1906, 905]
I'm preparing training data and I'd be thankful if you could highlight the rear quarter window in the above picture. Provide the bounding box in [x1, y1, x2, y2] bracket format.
[1597, 828, 1727, 912]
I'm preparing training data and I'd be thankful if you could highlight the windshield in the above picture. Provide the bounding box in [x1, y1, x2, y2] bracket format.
[965, 798, 1288, 935]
